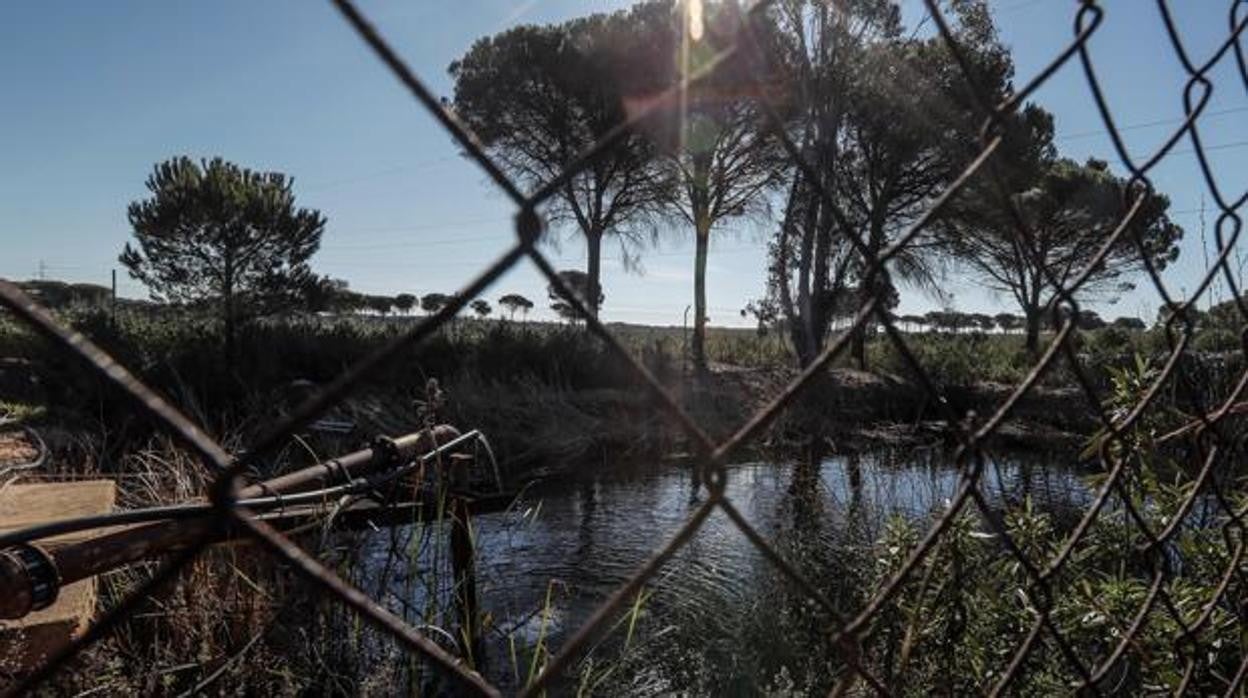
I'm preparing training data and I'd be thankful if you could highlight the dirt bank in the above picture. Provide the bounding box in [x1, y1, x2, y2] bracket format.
[447, 365, 1097, 476]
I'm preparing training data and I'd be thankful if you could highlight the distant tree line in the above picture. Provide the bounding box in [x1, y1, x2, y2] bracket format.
[301, 280, 541, 323]
[15, 280, 113, 308]
[743, 301, 1148, 338]
[892, 309, 1145, 334]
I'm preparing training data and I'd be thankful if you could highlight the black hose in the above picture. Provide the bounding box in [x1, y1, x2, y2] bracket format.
[0, 429, 484, 549]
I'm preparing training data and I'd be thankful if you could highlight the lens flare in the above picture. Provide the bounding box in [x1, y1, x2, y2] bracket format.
[688, 0, 705, 41]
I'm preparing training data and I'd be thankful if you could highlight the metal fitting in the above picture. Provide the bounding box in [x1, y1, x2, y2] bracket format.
[0, 544, 59, 620]
[371, 435, 401, 468]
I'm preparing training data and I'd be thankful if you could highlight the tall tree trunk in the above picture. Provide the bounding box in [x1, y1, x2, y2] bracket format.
[692, 217, 711, 373]
[793, 190, 819, 368]
[851, 320, 867, 370]
[223, 252, 236, 367]
[586, 228, 603, 319]
[810, 199, 833, 359]
[1023, 280, 1045, 353]
[853, 222, 884, 370]
[852, 266, 875, 371]
[1024, 305, 1041, 354]
[775, 190, 812, 369]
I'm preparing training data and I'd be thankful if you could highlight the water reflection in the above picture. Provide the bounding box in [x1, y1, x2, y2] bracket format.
[365, 447, 1093, 693]
[473, 448, 1088, 690]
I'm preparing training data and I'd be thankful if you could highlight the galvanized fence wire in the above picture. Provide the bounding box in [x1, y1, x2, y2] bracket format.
[1, 0, 1247, 694]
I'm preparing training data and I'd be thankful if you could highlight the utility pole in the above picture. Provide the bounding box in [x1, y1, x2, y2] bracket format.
[37, 260, 46, 281]
[111, 269, 117, 324]
[1199, 193, 1217, 306]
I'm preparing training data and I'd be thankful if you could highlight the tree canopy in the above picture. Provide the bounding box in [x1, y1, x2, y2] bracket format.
[365, 295, 394, 315]
[394, 293, 417, 314]
[120, 156, 325, 358]
[550, 301, 579, 322]
[762, 0, 1010, 368]
[301, 276, 353, 313]
[547, 269, 604, 316]
[949, 155, 1183, 351]
[616, 0, 787, 370]
[499, 293, 535, 320]
[421, 293, 453, 315]
[450, 9, 671, 318]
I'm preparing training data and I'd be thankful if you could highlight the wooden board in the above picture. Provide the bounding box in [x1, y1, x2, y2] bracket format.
[0, 480, 116, 673]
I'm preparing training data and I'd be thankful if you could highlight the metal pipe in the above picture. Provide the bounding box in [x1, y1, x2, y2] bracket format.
[237, 424, 460, 498]
[0, 428, 478, 552]
[0, 425, 470, 621]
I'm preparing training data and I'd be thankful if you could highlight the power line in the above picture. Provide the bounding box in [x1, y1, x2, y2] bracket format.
[320, 216, 511, 250]
[997, 0, 1045, 15]
[321, 243, 768, 268]
[299, 156, 459, 193]
[1056, 105, 1248, 142]
[1173, 137, 1248, 156]
[323, 232, 506, 251]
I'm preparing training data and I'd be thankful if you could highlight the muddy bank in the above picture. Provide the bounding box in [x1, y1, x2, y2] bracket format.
[452, 365, 1096, 478]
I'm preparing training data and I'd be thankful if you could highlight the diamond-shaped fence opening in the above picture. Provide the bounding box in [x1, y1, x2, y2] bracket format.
[2, 0, 1248, 695]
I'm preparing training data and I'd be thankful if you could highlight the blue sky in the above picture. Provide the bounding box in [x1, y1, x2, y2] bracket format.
[1, 1, 1245, 326]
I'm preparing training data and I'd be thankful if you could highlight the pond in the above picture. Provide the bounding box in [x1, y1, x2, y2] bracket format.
[364, 447, 1094, 694]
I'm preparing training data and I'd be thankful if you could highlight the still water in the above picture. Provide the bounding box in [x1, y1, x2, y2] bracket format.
[367, 448, 1091, 694]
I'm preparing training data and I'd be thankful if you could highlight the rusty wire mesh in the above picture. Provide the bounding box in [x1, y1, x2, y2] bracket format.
[2, 0, 1248, 694]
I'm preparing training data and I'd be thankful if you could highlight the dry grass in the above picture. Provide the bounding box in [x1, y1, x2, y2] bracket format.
[25, 419, 516, 695]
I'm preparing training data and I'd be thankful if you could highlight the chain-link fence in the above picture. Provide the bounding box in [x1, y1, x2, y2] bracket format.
[3, 0, 1248, 694]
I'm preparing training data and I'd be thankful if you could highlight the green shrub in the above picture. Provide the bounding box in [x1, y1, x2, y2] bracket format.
[1192, 326, 1240, 353]
[861, 357, 1242, 694]
[870, 333, 1030, 388]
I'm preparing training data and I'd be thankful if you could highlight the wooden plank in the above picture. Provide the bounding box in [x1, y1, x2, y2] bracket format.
[0, 480, 115, 673]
